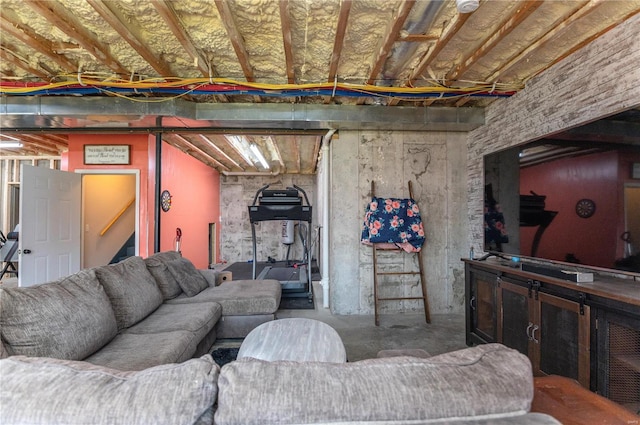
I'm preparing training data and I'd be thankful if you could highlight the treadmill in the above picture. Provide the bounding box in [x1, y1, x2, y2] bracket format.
[248, 185, 312, 300]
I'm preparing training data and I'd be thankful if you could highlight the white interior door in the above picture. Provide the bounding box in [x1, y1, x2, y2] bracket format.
[19, 165, 81, 287]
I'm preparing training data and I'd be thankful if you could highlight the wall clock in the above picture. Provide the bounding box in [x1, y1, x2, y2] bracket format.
[575, 198, 595, 218]
[161, 190, 172, 212]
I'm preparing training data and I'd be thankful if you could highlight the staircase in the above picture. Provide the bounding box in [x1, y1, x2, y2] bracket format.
[110, 233, 136, 264]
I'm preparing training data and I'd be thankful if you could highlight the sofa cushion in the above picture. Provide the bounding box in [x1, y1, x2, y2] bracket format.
[215, 344, 534, 425]
[124, 302, 222, 343]
[0, 355, 218, 425]
[0, 269, 118, 360]
[167, 257, 209, 297]
[166, 279, 281, 315]
[144, 251, 183, 300]
[84, 330, 198, 371]
[95, 256, 163, 330]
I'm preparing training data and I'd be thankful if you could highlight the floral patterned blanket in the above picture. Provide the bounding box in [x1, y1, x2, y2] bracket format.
[361, 197, 425, 252]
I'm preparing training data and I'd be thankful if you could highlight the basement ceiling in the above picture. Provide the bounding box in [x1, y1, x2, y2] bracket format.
[1, 0, 639, 174]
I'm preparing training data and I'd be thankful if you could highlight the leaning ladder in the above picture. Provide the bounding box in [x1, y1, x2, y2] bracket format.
[371, 180, 431, 326]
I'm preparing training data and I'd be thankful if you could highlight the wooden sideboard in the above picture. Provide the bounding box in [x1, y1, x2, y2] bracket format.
[464, 258, 640, 416]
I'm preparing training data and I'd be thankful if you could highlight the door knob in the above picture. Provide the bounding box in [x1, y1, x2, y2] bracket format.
[22, 249, 32, 254]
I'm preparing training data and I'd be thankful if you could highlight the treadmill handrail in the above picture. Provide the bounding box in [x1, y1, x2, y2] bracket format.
[293, 184, 310, 206]
[252, 184, 270, 206]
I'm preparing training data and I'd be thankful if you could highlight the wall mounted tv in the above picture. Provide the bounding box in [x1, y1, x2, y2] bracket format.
[483, 110, 640, 273]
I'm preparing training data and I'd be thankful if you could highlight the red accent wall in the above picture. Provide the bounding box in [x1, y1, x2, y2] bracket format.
[520, 151, 621, 268]
[159, 143, 220, 268]
[64, 134, 220, 268]
[66, 134, 154, 258]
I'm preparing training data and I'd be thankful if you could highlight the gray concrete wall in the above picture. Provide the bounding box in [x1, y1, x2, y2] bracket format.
[329, 130, 468, 315]
[220, 174, 317, 265]
[467, 13, 640, 257]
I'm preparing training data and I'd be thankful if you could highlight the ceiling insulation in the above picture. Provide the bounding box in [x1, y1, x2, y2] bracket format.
[1, 0, 639, 172]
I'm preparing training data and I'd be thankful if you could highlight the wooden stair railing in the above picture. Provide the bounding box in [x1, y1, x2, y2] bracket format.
[100, 198, 135, 236]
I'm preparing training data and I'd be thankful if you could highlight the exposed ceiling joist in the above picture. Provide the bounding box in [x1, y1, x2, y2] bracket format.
[366, 0, 415, 85]
[487, 0, 602, 82]
[279, 0, 295, 84]
[447, 0, 543, 81]
[150, 0, 209, 77]
[1, 0, 639, 175]
[0, 14, 77, 72]
[0, 46, 49, 79]
[24, 0, 129, 75]
[166, 133, 230, 172]
[197, 134, 243, 170]
[408, 7, 472, 83]
[87, 0, 173, 77]
[214, 0, 254, 82]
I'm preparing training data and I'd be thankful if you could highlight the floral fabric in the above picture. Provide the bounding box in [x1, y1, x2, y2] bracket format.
[484, 202, 509, 248]
[361, 197, 425, 252]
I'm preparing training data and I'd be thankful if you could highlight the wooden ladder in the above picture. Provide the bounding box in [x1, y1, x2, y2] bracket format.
[371, 181, 431, 326]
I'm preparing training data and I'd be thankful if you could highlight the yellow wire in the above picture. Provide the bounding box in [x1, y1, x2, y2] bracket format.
[0, 74, 524, 95]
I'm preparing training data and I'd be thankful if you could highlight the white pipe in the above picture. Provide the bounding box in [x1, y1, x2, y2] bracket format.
[221, 170, 279, 176]
[321, 129, 337, 309]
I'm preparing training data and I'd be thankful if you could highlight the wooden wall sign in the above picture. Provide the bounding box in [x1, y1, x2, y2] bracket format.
[84, 145, 131, 165]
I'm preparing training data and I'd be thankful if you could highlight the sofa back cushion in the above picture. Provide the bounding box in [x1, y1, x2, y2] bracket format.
[167, 257, 209, 297]
[144, 251, 183, 300]
[0, 269, 118, 360]
[215, 344, 533, 425]
[0, 355, 219, 425]
[95, 256, 163, 330]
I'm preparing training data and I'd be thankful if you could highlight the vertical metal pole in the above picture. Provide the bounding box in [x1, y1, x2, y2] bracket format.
[251, 222, 257, 279]
[153, 117, 162, 253]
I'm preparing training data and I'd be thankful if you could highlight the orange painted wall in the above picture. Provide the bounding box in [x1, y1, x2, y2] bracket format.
[65, 134, 221, 268]
[66, 134, 154, 258]
[159, 143, 220, 268]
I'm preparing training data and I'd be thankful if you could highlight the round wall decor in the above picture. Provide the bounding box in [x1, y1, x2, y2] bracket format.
[161, 190, 172, 212]
[575, 198, 595, 218]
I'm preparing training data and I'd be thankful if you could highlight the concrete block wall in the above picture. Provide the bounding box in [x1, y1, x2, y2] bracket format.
[329, 130, 468, 315]
[219, 174, 316, 266]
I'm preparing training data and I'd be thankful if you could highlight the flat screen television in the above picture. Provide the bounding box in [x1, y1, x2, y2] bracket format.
[483, 110, 640, 273]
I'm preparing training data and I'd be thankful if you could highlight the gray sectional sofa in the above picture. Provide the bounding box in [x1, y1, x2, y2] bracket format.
[0, 344, 560, 424]
[0, 251, 281, 370]
[0, 253, 559, 424]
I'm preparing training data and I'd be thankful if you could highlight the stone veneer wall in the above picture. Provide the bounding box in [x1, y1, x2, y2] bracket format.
[468, 13, 640, 257]
[329, 130, 468, 315]
[219, 174, 316, 265]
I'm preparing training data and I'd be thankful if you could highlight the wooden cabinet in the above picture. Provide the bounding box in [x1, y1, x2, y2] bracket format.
[594, 309, 640, 414]
[491, 275, 590, 387]
[465, 259, 640, 409]
[465, 267, 498, 345]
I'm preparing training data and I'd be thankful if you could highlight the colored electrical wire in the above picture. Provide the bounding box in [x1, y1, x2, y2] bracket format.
[0, 75, 521, 100]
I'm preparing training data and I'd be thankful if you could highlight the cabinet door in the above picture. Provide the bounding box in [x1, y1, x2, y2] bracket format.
[536, 292, 590, 387]
[498, 279, 534, 359]
[468, 269, 497, 343]
[596, 310, 640, 415]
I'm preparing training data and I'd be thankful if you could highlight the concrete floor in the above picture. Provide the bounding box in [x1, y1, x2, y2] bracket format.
[1, 276, 468, 362]
[221, 282, 468, 362]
